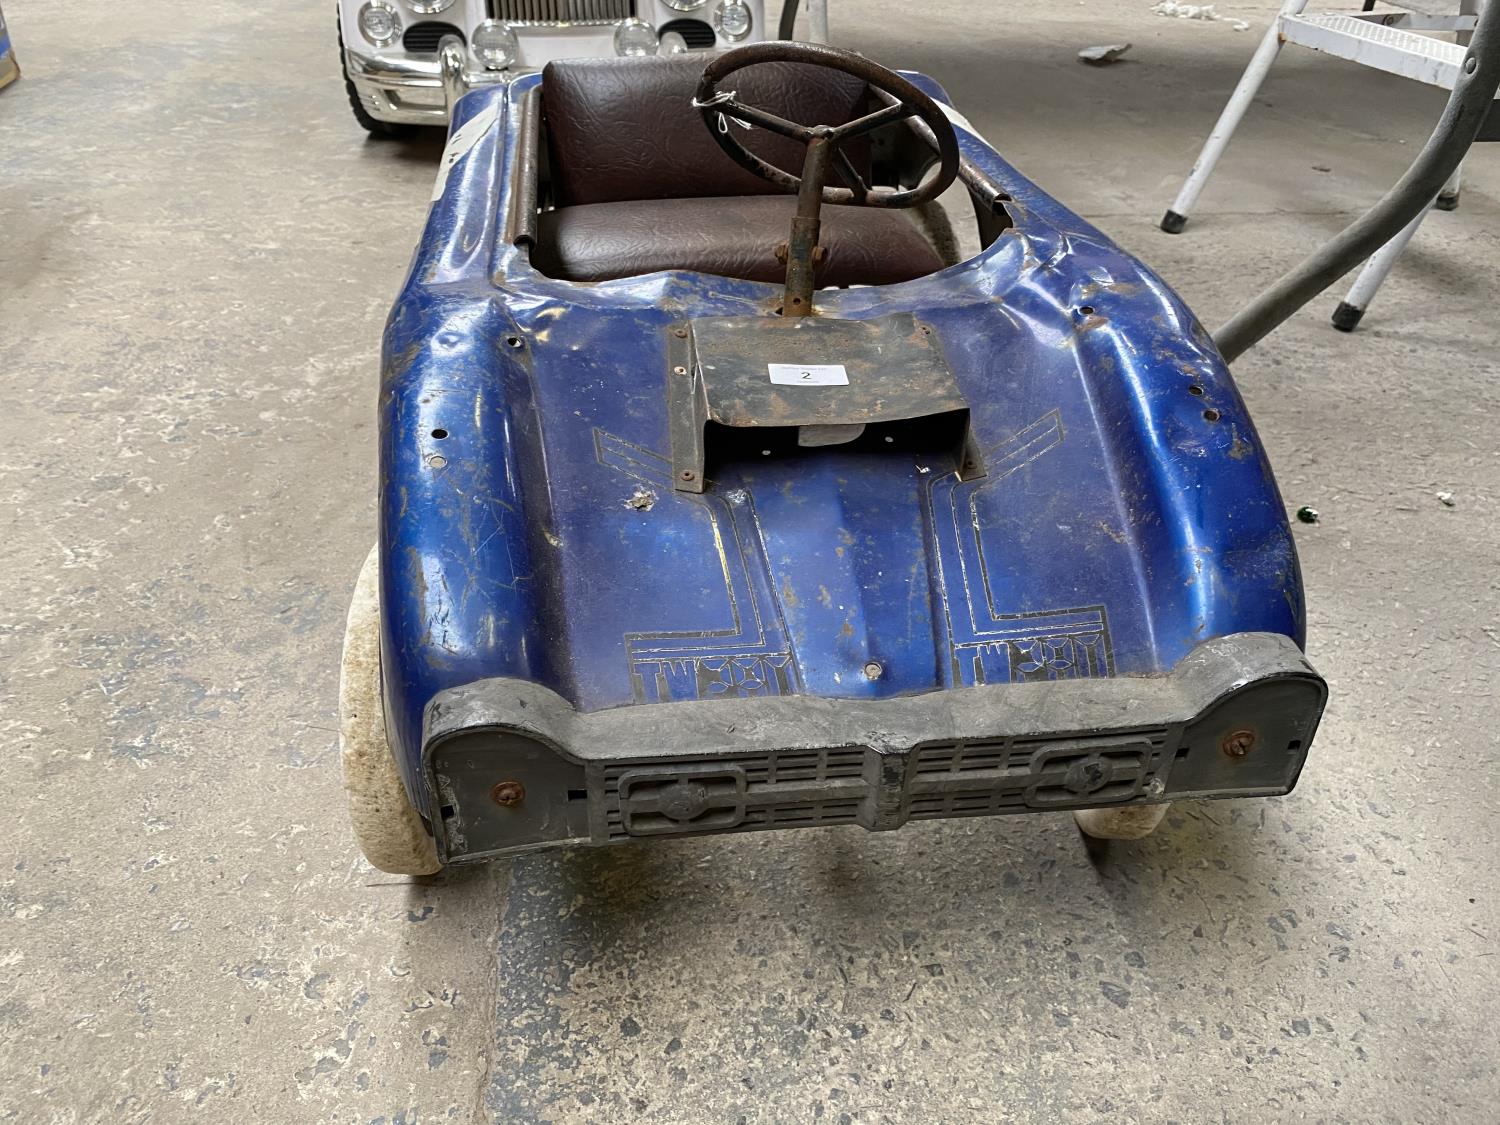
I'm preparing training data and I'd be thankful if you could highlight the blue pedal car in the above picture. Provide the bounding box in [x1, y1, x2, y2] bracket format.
[338, 43, 1326, 874]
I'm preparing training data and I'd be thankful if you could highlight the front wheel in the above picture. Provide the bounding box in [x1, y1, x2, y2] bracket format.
[339, 544, 442, 875]
[338, 9, 414, 138]
[1073, 803, 1170, 841]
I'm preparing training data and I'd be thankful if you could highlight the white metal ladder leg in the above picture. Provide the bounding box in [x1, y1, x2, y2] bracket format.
[1329, 160, 1463, 329]
[1328, 0, 1480, 329]
[1436, 160, 1464, 207]
[1437, 0, 1478, 209]
[1161, 0, 1312, 233]
[806, 0, 829, 43]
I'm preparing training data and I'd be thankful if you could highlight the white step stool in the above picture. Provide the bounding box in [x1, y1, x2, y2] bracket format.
[1162, 1, 1488, 330]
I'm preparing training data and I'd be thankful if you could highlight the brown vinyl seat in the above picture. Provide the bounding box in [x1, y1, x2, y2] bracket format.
[532, 55, 945, 286]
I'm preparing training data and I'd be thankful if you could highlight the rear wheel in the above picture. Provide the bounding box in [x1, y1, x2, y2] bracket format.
[339, 544, 442, 875]
[1073, 803, 1170, 841]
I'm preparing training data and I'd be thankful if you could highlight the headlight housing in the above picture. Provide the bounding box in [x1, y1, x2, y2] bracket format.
[404, 0, 455, 12]
[357, 1, 402, 47]
[472, 20, 519, 69]
[714, 0, 753, 41]
[614, 18, 660, 56]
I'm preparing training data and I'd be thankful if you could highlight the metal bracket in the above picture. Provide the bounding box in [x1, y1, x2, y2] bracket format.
[665, 313, 985, 493]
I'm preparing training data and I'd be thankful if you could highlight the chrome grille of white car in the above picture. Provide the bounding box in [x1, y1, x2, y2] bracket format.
[488, 0, 635, 24]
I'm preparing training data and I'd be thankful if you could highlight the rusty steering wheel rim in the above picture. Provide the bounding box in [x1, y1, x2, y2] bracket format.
[693, 41, 961, 209]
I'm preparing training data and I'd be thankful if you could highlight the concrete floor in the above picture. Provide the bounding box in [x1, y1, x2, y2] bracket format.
[2, 1, 1497, 1121]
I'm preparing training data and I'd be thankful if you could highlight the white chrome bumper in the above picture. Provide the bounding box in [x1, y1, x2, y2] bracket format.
[345, 41, 510, 126]
[346, 18, 749, 127]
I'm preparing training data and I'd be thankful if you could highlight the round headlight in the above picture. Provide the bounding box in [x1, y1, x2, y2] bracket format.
[405, 0, 454, 12]
[613, 18, 659, 57]
[662, 0, 709, 10]
[358, 1, 401, 47]
[714, 1, 752, 41]
[659, 30, 690, 54]
[472, 20, 519, 69]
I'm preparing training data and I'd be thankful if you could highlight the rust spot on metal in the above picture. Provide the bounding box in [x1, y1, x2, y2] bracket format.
[491, 780, 525, 806]
[624, 486, 657, 511]
[1221, 729, 1256, 759]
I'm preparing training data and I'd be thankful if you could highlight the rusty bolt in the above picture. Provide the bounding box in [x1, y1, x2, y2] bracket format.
[774, 242, 789, 264]
[1221, 729, 1256, 758]
[812, 246, 827, 266]
[673, 327, 688, 338]
[680, 470, 696, 481]
[672, 365, 688, 376]
[491, 780, 525, 806]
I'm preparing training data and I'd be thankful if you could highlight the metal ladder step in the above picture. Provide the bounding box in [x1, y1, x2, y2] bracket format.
[1380, 0, 1464, 15]
[1280, 12, 1481, 89]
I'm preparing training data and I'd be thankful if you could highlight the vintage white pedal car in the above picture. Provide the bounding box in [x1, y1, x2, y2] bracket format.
[338, 0, 772, 134]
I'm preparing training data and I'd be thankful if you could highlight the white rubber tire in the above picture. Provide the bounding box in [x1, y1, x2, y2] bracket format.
[339, 544, 442, 876]
[1073, 802, 1171, 841]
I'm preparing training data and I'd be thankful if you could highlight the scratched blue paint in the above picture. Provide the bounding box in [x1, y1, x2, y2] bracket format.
[378, 74, 1305, 803]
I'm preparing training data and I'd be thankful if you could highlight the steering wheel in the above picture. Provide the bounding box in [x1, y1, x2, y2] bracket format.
[693, 41, 960, 210]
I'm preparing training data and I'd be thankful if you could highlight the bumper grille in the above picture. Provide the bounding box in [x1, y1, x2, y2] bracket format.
[488, 0, 635, 23]
[599, 731, 1170, 841]
[402, 21, 463, 53]
[909, 731, 1165, 818]
[660, 17, 717, 47]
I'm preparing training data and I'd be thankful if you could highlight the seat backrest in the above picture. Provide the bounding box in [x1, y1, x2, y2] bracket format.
[541, 54, 871, 208]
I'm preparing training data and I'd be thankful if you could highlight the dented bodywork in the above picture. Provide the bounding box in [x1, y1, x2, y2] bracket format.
[377, 74, 1321, 862]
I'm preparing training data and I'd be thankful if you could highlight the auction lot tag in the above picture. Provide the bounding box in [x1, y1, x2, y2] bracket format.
[768, 363, 849, 387]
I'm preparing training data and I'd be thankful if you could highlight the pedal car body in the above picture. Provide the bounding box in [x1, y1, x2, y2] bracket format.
[0, 4, 18, 93]
[342, 48, 1326, 873]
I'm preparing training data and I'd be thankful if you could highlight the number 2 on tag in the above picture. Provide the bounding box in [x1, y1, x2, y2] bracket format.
[767, 363, 849, 387]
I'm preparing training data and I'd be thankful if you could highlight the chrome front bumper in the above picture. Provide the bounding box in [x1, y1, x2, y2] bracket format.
[345, 40, 509, 126]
